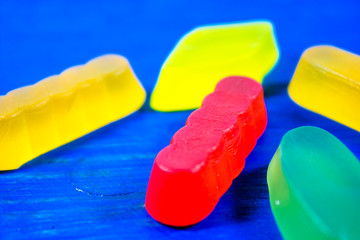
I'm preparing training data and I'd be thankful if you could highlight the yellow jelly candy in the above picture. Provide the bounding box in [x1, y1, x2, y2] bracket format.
[150, 21, 279, 112]
[288, 45, 360, 132]
[0, 54, 146, 171]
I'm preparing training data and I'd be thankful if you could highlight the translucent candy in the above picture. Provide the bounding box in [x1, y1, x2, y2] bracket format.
[150, 21, 279, 112]
[146, 76, 267, 226]
[267, 126, 360, 240]
[288, 45, 360, 132]
[0, 55, 146, 171]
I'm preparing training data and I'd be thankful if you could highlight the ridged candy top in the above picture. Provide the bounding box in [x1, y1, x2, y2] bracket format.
[0, 55, 130, 119]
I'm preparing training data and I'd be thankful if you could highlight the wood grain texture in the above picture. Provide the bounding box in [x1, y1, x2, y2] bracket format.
[1, 0, 360, 239]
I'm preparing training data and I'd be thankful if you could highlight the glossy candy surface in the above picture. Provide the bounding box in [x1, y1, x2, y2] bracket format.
[146, 76, 267, 226]
[267, 126, 360, 240]
[0, 55, 146, 171]
[288, 45, 360, 132]
[150, 21, 279, 112]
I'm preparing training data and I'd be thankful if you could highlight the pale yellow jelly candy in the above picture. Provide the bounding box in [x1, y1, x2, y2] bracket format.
[150, 21, 279, 111]
[0, 55, 146, 171]
[288, 46, 360, 132]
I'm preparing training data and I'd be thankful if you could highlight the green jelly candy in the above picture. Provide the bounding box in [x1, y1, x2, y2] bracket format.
[267, 126, 360, 240]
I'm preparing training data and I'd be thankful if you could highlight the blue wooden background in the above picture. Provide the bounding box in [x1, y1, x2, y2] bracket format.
[1, 0, 359, 239]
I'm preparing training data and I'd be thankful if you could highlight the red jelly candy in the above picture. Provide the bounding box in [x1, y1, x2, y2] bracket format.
[145, 76, 267, 226]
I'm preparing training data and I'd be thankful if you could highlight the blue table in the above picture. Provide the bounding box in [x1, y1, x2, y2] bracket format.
[1, 0, 359, 239]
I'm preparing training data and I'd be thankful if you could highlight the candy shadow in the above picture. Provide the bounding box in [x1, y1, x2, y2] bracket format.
[229, 166, 269, 221]
[263, 81, 288, 97]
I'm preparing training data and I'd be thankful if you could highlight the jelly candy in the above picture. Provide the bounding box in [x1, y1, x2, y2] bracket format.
[150, 21, 279, 112]
[146, 76, 267, 226]
[288, 45, 360, 132]
[267, 126, 360, 240]
[0, 54, 146, 171]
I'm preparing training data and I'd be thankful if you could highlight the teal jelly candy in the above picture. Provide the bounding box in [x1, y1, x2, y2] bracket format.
[267, 126, 360, 240]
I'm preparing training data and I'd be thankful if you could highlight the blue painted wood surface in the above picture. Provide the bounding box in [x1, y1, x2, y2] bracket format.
[1, 0, 360, 239]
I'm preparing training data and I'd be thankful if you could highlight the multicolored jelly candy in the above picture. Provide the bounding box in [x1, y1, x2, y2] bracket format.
[267, 126, 360, 240]
[146, 76, 267, 226]
[150, 21, 279, 112]
[288, 45, 360, 132]
[0, 55, 146, 171]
